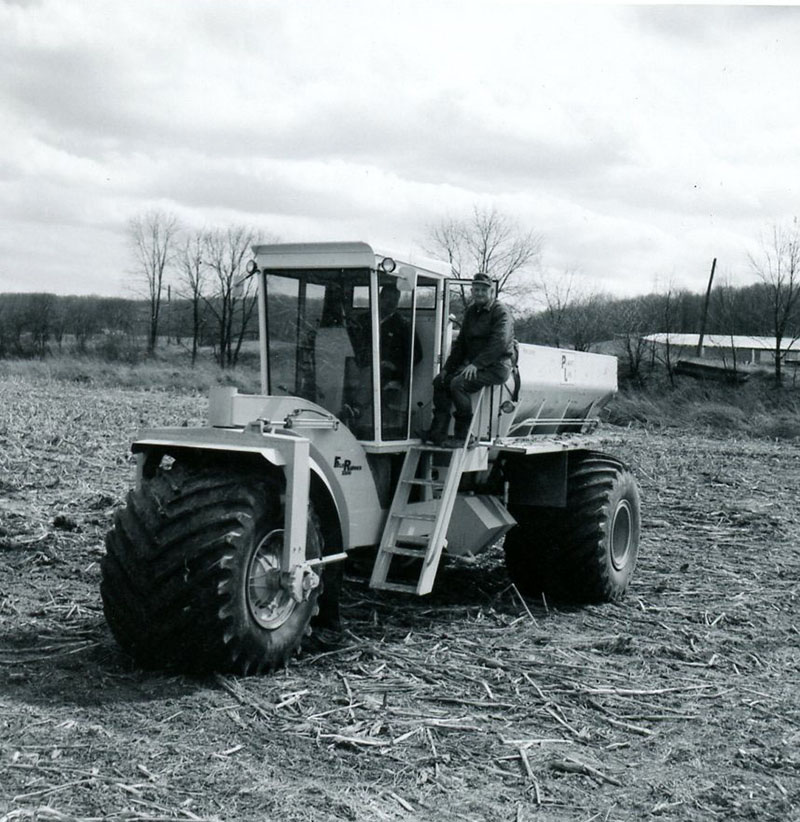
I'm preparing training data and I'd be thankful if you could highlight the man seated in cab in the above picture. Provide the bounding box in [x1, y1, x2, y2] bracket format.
[345, 282, 421, 437]
[426, 272, 515, 447]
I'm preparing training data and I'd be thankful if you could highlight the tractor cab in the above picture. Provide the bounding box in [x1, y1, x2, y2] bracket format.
[249, 242, 450, 445]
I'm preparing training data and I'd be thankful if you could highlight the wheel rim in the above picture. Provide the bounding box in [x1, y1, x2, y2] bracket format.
[610, 499, 633, 571]
[246, 528, 296, 630]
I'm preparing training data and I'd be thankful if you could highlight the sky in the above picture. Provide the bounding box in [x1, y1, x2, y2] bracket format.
[1, 0, 799, 300]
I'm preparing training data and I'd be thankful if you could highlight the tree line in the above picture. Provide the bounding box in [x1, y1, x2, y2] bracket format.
[0, 290, 260, 364]
[425, 207, 800, 386]
[2, 207, 798, 385]
[129, 214, 266, 368]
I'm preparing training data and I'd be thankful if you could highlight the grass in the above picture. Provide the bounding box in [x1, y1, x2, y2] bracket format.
[607, 372, 800, 441]
[2, 350, 799, 442]
[0, 349, 262, 395]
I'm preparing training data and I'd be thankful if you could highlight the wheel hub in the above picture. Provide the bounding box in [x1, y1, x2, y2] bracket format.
[610, 500, 632, 571]
[246, 529, 296, 630]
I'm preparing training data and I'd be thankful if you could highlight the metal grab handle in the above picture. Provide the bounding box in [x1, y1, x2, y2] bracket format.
[284, 408, 340, 430]
[306, 552, 349, 567]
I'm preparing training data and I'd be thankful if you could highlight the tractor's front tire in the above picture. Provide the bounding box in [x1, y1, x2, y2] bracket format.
[504, 452, 640, 603]
[101, 461, 323, 674]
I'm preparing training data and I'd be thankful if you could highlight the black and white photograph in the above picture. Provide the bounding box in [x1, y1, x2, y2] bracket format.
[1, 2, 798, 820]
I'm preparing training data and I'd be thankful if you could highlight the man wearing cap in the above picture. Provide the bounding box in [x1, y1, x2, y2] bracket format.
[426, 272, 515, 447]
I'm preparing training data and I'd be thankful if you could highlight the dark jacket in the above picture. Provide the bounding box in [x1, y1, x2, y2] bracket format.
[380, 312, 422, 380]
[444, 299, 515, 373]
[349, 310, 422, 378]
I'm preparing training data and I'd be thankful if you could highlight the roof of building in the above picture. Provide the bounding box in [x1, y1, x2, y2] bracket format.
[642, 333, 800, 352]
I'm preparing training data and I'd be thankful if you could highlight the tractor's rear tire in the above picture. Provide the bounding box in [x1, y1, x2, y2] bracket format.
[503, 507, 563, 598]
[504, 451, 640, 603]
[101, 461, 323, 674]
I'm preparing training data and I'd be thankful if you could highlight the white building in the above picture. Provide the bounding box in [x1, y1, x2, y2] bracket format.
[642, 333, 800, 368]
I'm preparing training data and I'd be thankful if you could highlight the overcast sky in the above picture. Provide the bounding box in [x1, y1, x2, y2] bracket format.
[1, 1, 798, 300]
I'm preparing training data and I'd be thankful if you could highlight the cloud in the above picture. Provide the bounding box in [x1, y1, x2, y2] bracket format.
[2, 1, 800, 299]
[631, 4, 798, 42]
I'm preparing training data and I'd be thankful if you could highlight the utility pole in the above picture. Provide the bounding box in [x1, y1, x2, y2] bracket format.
[696, 258, 716, 357]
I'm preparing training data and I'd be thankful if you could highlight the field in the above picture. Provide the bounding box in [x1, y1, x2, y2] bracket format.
[1, 368, 799, 821]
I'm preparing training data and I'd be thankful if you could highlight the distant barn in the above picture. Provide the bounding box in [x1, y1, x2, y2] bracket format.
[642, 333, 800, 370]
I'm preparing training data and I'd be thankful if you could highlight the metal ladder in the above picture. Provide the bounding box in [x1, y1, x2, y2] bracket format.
[369, 392, 486, 595]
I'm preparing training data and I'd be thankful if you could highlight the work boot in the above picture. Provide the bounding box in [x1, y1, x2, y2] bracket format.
[443, 418, 474, 448]
[442, 434, 476, 449]
[422, 413, 449, 445]
[421, 429, 447, 446]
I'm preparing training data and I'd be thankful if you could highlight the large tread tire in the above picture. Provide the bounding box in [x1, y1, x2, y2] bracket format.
[504, 451, 640, 603]
[101, 461, 323, 675]
[503, 507, 564, 598]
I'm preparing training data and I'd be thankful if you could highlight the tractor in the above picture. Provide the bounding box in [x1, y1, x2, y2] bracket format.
[101, 241, 641, 674]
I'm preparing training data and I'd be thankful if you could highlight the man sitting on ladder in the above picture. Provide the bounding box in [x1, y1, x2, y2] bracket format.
[426, 272, 516, 448]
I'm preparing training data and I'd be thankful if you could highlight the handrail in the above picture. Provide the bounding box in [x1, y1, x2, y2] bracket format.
[460, 387, 487, 448]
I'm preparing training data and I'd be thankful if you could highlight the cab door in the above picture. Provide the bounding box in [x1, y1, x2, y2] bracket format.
[440, 279, 471, 372]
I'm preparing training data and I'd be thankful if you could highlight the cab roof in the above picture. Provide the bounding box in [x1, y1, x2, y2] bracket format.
[251, 241, 452, 280]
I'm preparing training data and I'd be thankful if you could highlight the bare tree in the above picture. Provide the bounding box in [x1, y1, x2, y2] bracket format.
[129, 210, 180, 355]
[426, 216, 467, 277]
[564, 291, 612, 352]
[27, 293, 56, 358]
[424, 205, 542, 298]
[176, 230, 207, 366]
[2, 295, 29, 356]
[51, 298, 69, 353]
[612, 297, 653, 385]
[710, 273, 747, 378]
[68, 296, 100, 353]
[536, 269, 579, 348]
[202, 225, 262, 368]
[654, 286, 679, 386]
[748, 220, 800, 385]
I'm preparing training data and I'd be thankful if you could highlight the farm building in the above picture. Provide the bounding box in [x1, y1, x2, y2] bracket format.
[642, 333, 800, 368]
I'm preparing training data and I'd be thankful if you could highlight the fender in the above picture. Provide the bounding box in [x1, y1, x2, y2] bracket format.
[130, 422, 384, 551]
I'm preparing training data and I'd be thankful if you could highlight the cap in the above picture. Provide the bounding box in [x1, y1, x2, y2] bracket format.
[472, 272, 493, 286]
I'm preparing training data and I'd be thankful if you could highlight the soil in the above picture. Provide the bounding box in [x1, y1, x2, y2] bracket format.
[1, 376, 798, 821]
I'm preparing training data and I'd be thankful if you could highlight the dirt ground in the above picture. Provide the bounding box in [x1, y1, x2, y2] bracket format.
[1, 375, 798, 822]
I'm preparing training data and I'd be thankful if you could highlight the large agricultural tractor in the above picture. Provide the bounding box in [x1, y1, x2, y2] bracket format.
[101, 242, 641, 674]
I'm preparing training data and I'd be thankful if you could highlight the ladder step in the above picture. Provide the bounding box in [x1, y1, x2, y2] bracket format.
[384, 546, 426, 558]
[394, 535, 429, 547]
[392, 512, 438, 522]
[372, 581, 419, 594]
[372, 388, 489, 596]
[416, 442, 488, 453]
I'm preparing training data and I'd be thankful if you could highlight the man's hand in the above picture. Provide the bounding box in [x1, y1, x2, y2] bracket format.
[460, 363, 478, 380]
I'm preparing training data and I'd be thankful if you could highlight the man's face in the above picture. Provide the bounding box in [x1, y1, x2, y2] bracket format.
[471, 282, 493, 307]
[380, 288, 400, 316]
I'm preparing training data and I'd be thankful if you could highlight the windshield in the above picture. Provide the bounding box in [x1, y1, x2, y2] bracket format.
[264, 268, 436, 441]
[265, 269, 374, 437]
